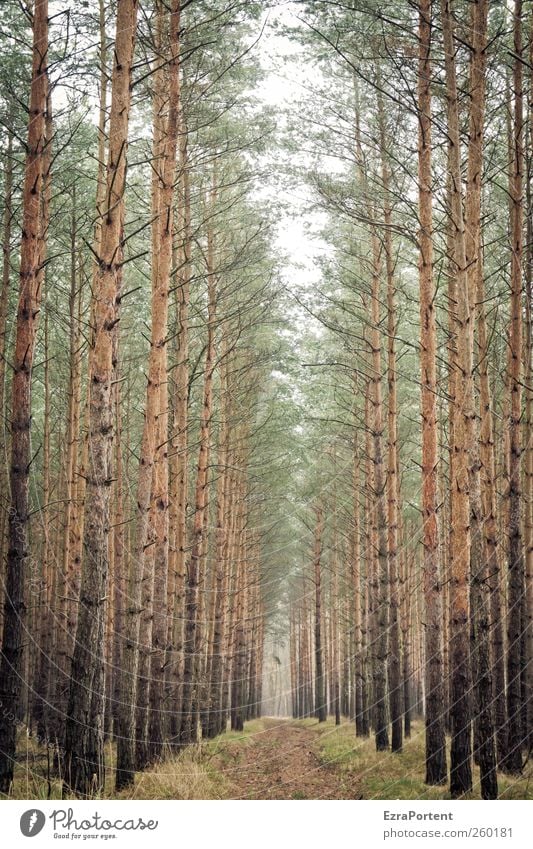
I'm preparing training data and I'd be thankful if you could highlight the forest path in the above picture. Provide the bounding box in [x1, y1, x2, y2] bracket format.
[211, 719, 361, 800]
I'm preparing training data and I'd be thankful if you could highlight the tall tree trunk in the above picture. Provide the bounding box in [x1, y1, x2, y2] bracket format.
[147, 0, 181, 764]
[463, 0, 497, 799]
[330, 458, 341, 726]
[115, 0, 180, 786]
[352, 425, 366, 735]
[231, 520, 247, 732]
[418, 0, 447, 785]
[54, 192, 83, 747]
[479, 278, 506, 764]
[524, 16, 533, 751]
[502, 0, 525, 775]
[313, 505, 326, 722]
[369, 225, 389, 751]
[168, 116, 191, 743]
[0, 115, 14, 593]
[32, 306, 51, 740]
[355, 83, 389, 750]
[180, 184, 217, 745]
[0, 0, 49, 793]
[441, 0, 473, 797]
[29, 85, 53, 741]
[401, 543, 412, 738]
[205, 345, 230, 738]
[64, 0, 138, 797]
[377, 88, 402, 755]
[111, 371, 125, 734]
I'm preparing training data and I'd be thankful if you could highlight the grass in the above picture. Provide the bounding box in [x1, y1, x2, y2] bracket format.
[4, 721, 265, 801]
[117, 719, 266, 800]
[305, 718, 533, 800]
[4, 718, 533, 800]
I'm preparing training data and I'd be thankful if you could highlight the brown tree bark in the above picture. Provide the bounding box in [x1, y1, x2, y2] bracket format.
[352, 425, 366, 735]
[0, 115, 14, 588]
[369, 226, 390, 751]
[401, 543, 413, 738]
[111, 372, 126, 735]
[30, 86, 53, 742]
[313, 505, 326, 722]
[54, 192, 84, 746]
[64, 0, 138, 798]
[115, 0, 180, 786]
[463, 0, 497, 799]
[441, 0, 473, 797]
[377, 88, 402, 755]
[0, 0, 49, 793]
[524, 19, 533, 750]
[32, 306, 51, 740]
[418, 0, 447, 785]
[167, 116, 191, 744]
[205, 345, 231, 737]
[180, 183, 218, 745]
[231, 519, 247, 732]
[502, 0, 526, 776]
[147, 0, 181, 764]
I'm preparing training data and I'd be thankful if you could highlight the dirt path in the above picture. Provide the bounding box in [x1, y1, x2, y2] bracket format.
[213, 720, 361, 800]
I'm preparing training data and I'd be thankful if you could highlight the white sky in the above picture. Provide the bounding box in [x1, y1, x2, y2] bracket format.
[254, 2, 333, 295]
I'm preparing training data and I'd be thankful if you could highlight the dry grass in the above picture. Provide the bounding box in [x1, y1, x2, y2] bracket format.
[4, 718, 532, 800]
[307, 718, 533, 800]
[115, 748, 228, 800]
[115, 721, 265, 800]
[4, 721, 263, 800]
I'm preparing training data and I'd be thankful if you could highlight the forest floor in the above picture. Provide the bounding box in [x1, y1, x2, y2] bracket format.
[6, 718, 533, 800]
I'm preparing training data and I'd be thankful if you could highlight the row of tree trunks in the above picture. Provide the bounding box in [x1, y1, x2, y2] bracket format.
[290, 491, 421, 736]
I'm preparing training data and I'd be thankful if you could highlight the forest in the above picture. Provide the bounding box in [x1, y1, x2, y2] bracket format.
[0, 0, 532, 803]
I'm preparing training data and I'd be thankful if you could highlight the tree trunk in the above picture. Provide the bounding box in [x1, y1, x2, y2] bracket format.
[0, 115, 14, 596]
[0, 0, 49, 793]
[441, 0, 473, 797]
[502, 0, 525, 776]
[147, 0, 181, 764]
[180, 184, 217, 745]
[168, 115, 191, 743]
[463, 0, 497, 799]
[313, 505, 326, 722]
[352, 425, 366, 735]
[205, 346, 230, 737]
[418, 0, 447, 786]
[377, 88, 402, 755]
[64, 0, 138, 798]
